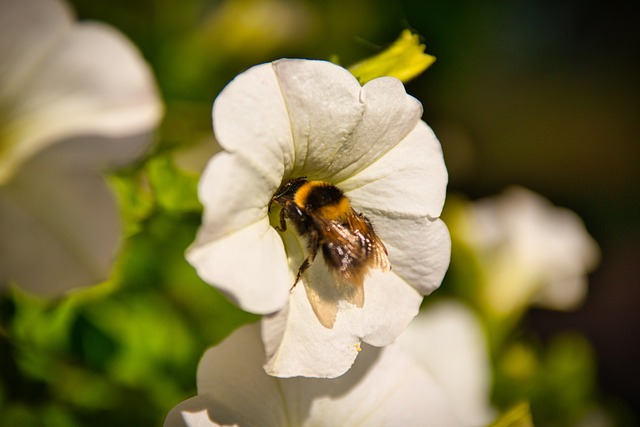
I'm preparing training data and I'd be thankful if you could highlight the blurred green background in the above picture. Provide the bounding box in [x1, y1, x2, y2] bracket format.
[1, 0, 638, 426]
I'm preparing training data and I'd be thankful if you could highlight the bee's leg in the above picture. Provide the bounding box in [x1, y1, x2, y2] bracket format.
[292, 260, 309, 289]
[291, 229, 318, 290]
[272, 205, 287, 232]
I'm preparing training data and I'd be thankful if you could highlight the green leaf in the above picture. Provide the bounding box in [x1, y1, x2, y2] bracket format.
[348, 29, 436, 84]
[107, 169, 154, 236]
[146, 156, 201, 213]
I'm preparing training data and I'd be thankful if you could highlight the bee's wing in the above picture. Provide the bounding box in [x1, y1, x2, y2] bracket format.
[312, 211, 391, 291]
[345, 211, 391, 273]
[356, 216, 392, 274]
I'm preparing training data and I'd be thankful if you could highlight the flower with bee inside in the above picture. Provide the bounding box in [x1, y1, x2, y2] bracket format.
[187, 59, 450, 378]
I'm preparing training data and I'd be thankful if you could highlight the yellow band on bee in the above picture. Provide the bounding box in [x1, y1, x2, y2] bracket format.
[293, 181, 315, 208]
[319, 197, 351, 221]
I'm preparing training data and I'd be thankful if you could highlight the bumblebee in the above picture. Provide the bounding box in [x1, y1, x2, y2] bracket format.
[270, 177, 391, 291]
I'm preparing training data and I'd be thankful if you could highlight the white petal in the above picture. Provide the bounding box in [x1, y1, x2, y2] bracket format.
[295, 343, 460, 427]
[195, 326, 285, 427]
[329, 76, 424, 182]
[535, 276, 588, 310]
[0, 0, 71, 100]
[273, 61, 427, 183]
[212, 62, 295, 180]
[370, 216, 451, 296]
[166, 324, 460, 426]
[164, 326, 283, 427]
[342, 120, 448, 219]
[261, 262, 424, 378]
[469, 186, 600, 313]
[187, 219, 290, 315]
[192, 152, 279, 242]
[397, 301, 495, 427]
[261, 281, 361, 378]
[0, 133, 150, 294]
[1, 19, 161, 182]
[187, 152, 292, 314]
[357, 270, 424, 346]
[272, 59, 364, 179]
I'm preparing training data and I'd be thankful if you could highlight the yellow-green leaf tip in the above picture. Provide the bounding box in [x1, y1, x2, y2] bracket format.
[487, 402, 535, 427]
[349, 29, 436, 84]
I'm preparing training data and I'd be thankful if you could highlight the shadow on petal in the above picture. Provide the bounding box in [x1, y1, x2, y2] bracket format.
[164, 395, 230, 427]
[302, 253, 364, 328]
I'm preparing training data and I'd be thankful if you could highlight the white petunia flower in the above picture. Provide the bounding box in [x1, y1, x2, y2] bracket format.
[0, 0, 162, 295]
[459, 186, 600, 316]
[164, 323, 461, 427]
[187, 59, 450, 378]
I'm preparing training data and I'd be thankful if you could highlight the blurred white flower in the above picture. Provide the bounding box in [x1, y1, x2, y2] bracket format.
[397, 300, 495, 427]
[187, 59, 450, 378]
[457, 186, 600, 316]
[0, 0, 162, 295]
[164, 323, 461, 427]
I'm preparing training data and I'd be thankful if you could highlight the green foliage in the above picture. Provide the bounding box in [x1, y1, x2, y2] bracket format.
[493, 334, 598, 427]
[147, 156, 201, 214]
[108, 168, 154, 236]
[0, 150, 255, 425]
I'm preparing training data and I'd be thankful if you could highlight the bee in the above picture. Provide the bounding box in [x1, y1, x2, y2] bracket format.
[270, 177, 391, 292]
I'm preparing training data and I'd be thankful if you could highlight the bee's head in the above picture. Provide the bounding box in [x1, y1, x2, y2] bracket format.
[269, 178, 310, 214]
[272, 177, 308, 204]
